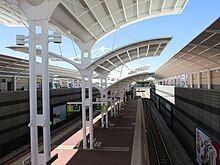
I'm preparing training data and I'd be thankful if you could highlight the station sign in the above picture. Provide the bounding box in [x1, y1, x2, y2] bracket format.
[96, 98, 112, 102]
[95, 105, 101, 111]
[67, 104, 80, 112]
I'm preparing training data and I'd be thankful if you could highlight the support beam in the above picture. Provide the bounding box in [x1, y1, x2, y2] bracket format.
[110, 92, 113, 117]
[107, 59, 117, 68]
[149, 0, 152, 14]
[189, 73, 193, 88]
[41, 19, 51, 162]
[88, 73, 94, 149]
[136, 0, 139, 17]
[197, 72, 200, 88]
[154, 43, 161, 56]
[103, 0, 116, 26]
[28, 19, 38, 165]
[100, 78, 105, 128]
[146, 45, 150, 56]
[62, 2, 98, 40]
[137, 47, 140, 58]
[207, 69, 211, 89]
[81, 75, 87, 149]
[14, 76, 17, 91]
[127, 51, 132, 61]
[98, 65, 110, 72]
[173, 0, 180, 10]
[83, 0, 106, 32]
[104, 77, 108, 128]
[121, 0, 128, 22]
[117, 55, 124, 64]
[161, 0, 166, 11]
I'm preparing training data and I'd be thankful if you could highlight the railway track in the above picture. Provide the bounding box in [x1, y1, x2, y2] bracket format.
[143, 99, 172, 165]
[1, 115, 82, 165]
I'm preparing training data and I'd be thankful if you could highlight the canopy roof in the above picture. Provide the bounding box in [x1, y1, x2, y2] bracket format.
[107, 72, 154, 90]
[89, 37, 171, 75]
[0, 54, 80, 78]
[0, 0, 187, 46]
[8, 37, 172, 76]
[155, 17, 220, 79]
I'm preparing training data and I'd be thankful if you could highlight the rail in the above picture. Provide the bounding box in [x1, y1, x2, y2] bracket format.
[143, 99, 172, 165]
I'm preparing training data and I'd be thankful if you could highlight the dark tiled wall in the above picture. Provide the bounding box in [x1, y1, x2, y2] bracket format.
[0, 87, 100, 158]
[150, 87, 220, 162]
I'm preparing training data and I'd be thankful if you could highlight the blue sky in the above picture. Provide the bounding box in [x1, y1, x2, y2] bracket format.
[0, 0, 220, 77]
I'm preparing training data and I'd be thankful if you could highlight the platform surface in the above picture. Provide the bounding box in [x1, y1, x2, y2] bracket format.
[52, 99, 145, 165]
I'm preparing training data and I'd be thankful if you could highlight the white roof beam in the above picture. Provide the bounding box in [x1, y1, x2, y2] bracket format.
[189, 43, 220, 53]
[146, 45, 150, 56]
[161, 0, 166, 11]
[107, 59, 117, 68]
[154, 43, 161, 55]
[179, 51, 220, 66]
[137, 47, 140, 58]
[98, 65, 110, 72]
[103, 0, 117, 26]
[199, 32, 216, 44]
[127, 51, 131, 61]
[149, 0, 152, 14]
[136, 0, 139, 17]
[117, 55, 124, 64]
[205, 29, 220, 34]
[121, 0, 128, 22]
[62, 3, 97, 40]
[208, 52, 220, 59]
[83, 0, 106, 32]
[174, 0, 180, 10]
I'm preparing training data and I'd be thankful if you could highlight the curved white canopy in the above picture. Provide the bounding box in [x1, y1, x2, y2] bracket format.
[0, 0, 187, 47]
[107, 71, 154, 91]
[89, 37, 172, 75]
[0, 54, 80, 78]
[7, 37, 172, 75]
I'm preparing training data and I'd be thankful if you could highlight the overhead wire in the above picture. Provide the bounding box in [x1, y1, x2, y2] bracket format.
[120, 28, 137, 42]
[112, 29, 117, 50]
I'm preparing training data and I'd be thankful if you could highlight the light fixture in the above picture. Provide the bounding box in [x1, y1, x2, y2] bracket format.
[16, 34, 28, 45]
[16, 32, 62, 46]
[49, 32, 62, 44]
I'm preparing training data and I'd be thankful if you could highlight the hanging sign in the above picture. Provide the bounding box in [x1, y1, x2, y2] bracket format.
[101, 105, 108, 112]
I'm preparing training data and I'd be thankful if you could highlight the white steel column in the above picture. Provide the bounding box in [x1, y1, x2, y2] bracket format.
[41, 20, 51, 161]
[87, 68, 94, 149]
[190, 73, 193, 88]
[72, 79, 75, 88]
[81, 75, 87, 149]
[28, 20, 38, 165]
[113, 91, 116, 117]
[197, 72, 201, 88]
[16, 1, 62, 164]
[88, 77, 93, 149]
[100, 79, 104, 128]
[51, 78, 55, 89]
[104, 77, 108, 128]
[119, 89, 122, 110]
[14, 76, 17, 91]
[110, 92, 113, 117]
[207, 69, 211, 89]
